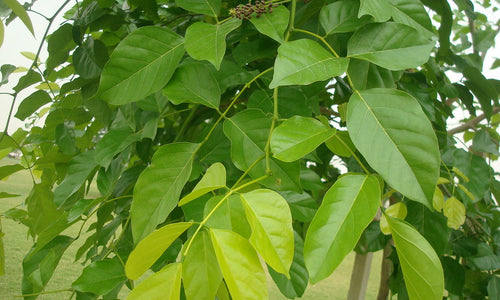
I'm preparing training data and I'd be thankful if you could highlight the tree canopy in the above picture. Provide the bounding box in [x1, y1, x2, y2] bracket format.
[0, 0, 499, 299]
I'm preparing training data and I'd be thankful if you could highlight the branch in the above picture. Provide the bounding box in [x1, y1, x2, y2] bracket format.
[447, 106, 500, 135]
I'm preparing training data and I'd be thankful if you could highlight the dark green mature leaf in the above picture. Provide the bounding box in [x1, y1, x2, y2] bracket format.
[73, 37, 109, 79]
[388, 0, 434, 37]
[98, 26, 184, 105]
[94, 128, 142, 167]
[250, 5, 289, 43]
[325, 130, 356, 157]
[269, 231, 309, 299]
[304, 174, 381, 283]
[54, 150, 98, 207]
[128, 262, 182, 300]
[270, 39, 348, 88]
[463, 67, 497, 118]
[72, 257, 126, 295]
[347, 23, 434, 70]
[0, 163, 23, 180]
[183, 229, 223, 300]
[358, 0, 392, 21]
[163, 62, 221, 109]
[348, 59, 402, 90]
[347, 88, 440, 207]
[0, 64, 16, 86]
[46, 24, 75, 72]
[488, 276, 500, 300]
[125, 222, 192, 280]
[241, 189, 294, 275]
[473, 129, 499, 155]
[131, 142, 198, 243]
[387, 216, 444, 300]
[3, 0, 33, 35]
[210, 229, 268, 300]
[453, 149, 491, 201]
[13, 70, 42, 93]
[223, 109, 301, 192]
[14, 90, 51, 121]
[55, 123, 79, 155]
[442, 256, 465, 295]
[175, 0, 220, 16]
[184, 18, 242, 70]
[22, 236, 73, 300]
[320, 1, 369, 34]
[280, 191, 318, 223]
[204, 195, 251, 239]
[271, 116, 336, 162]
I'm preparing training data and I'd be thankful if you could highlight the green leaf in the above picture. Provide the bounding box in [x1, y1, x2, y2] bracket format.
[325, 130, 356, 157]
[387, 216, 444, 300]
[14, 90, 52, 121]
[347, 23, 434, 70]
[249, 5, 289, 43]
[388, 0, 434, 37]
[347, 59, 402, 90]
[473, 129, 499, 155]
[268, 231, 309, 299]
[210, 229, 268, 300]
[271, 116, 336, 162]
[270, 39, 349, 88]
[131, 142, 197, 243]
[175, 0, 220, 17]
[204, 195, 251, 238]
[94, 128, 142, 167]
[98, 26, 184, 105]
[0, 20, 3, 48]
[53, 151, 98, 207]
[223, 109, 301, 192]
[463, 66, 498, 119]
[441, 256, 465, 295]
[320, 1, 369, 34]
[55, 123, 79, 155]
[0, 163, 23, 180]
[128, 262, 182, 300]
[358, 0, 392, 22]
[0, 64, 16, 86]
[347, 88, 440, 208]
[179, 163, 226, 206]
[380, 202, 407, 235]
[443, 196, 466, 230]
[184, 18, 242, 70]
[125, 222, 192, 280]
[73, 37, 109, 79]
[280, 191, 318, 223]
[453, 149, 491, 201]
[46, 24, 75, 72]
[72, 256, 126, 295]
[304, 174, 381, 283]
[3, 0, 34, 35]
[488, 276, 500, 300]
[241, 189, 294, 275]
[0, 192, 20, 198]
[433, 187, 444, 212]
[13, 70, 41, 93]
[163, 62, 221, 109]
[183, 229, 223, 300]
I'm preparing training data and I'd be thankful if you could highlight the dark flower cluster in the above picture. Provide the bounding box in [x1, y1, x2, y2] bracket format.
[230, 1, 278, 19]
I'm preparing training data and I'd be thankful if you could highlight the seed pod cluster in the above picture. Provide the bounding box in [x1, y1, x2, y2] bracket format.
[230, 1, 278, 19]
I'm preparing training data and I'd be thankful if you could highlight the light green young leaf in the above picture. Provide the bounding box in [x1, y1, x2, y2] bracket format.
[163, 62, 221, 109]
[14, 90, 52, 121]
[183, 230, 223, 300]
[175, 0, 220, 17]
[128, 263, 182, 300]
[0, 20, 3, 48]
[241, 189, 294, 276]
[347, 88, 440, 208]
[179, 162, 226, 206]
[347, 23, 434, 70]
[204, 195, 251, 238]
[210, 229, 268, 300]
[249, 5, 290, 43]
[184, 18, 242, 70]
[72, 257, 126, 295]
[387, 216, 444, 300]
[125, 222, 192, 280]
[304, 174, 381, 283]
[320, 1, 369, 34]
[443, 196, 466, 230]
[325, 130, 356, 157]
[3, 0, 34, 35]
[358, 0, 392, 21]
[270, 39, 349, 88]
[433, 187, 444, 212]
[98, 26, 184, 105]
[271, 116, 336, 162]
[131, 142, 198, 243]
[380, 202, 407, 235]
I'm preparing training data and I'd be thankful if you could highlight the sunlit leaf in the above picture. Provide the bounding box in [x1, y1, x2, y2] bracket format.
[175, 0, 220, 16]
[433, 187, 444, 212]
[250, 5, 289, 43]
[443, 196, 466, 230]
[128, 263, 182, 300]
[320, 1, 369, 34]
[179, 162, 226, 206]
[3, 0, 34, 35]
[380, 202, 407, 235]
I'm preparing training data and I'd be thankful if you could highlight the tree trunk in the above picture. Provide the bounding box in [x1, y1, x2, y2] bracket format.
[347, 252, 373, 300]
[377, 242, 393, 300]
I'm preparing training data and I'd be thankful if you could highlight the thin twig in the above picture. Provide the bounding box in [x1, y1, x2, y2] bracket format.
[447, 107, 500, 135]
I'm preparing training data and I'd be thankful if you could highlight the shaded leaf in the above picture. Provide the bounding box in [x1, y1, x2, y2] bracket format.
[250, 5, 289, 43]
[270, 39, 349, 88]
[388, 0, 434, 37]
[348, 58, 402, 90]
[453, 149, 491, 201]
[72, 257, 126, 295]
[131, 142, 197, 243]
[0, 163, 23, 180]
[304, 174, 381, 283]
[325, 130, 356, 157]
[0, 64, 16, 86]
[98, 26, 184, 105]
[3, 0, 33, 35]
[175, 0, 220, 16]
[179, 162, 226, 206]
[488, 276, 500, 300]
[73, 37, 109, 79]
[94, 128, 142, 167]
[358, 0, 392, 22]
[210, 229, 268, 300]
[320, 1, 369, 34]
[280, 191, 318, 223]
[125, 222, 191, 280]
[15, 90, 52, 121]
[473, 129, 499, 155]
[347, 88, 440, 207]
[128, 262, 182, 300]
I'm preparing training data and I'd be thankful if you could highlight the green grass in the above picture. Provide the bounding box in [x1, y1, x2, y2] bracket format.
[0, 157, 382, 299]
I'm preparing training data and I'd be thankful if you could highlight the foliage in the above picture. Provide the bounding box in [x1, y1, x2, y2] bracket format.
[0, 0, 499, 299]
